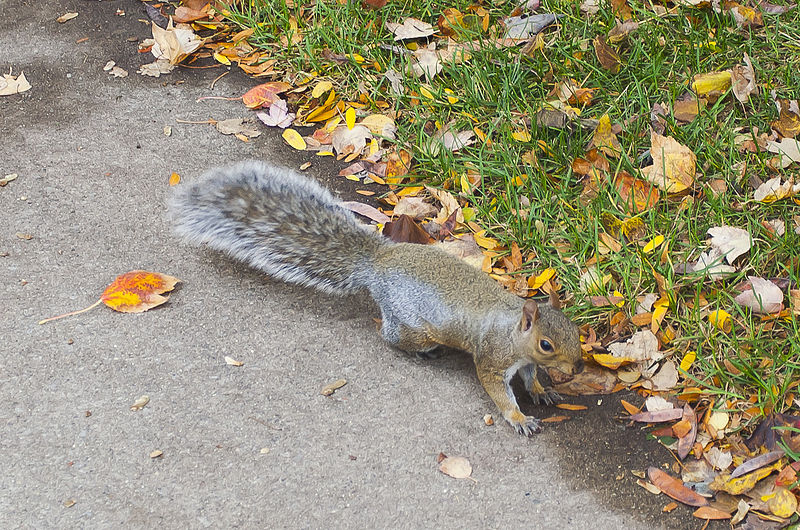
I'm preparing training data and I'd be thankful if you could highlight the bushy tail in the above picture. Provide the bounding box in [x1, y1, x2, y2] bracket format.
[169, 160, 386, 294]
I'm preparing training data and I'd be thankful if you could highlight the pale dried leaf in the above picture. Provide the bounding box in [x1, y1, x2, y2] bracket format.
[607, 330, 660, 362]
[734, 277, 784, 314]
[767, 138, 800, 168]
[439, 456, 473, 479]
[645, 395, 674, 412]
[386, 18, 435, 40]
[707, 225, 751, 264]
[331, 124, 372, 155]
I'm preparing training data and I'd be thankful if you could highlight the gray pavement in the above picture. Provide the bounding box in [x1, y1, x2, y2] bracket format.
[2, 1, 699, 528]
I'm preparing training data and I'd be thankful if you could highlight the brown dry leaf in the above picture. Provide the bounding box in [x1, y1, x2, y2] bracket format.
[216, 118, 261, 139]
[731, 53, 757, 104]
[673, 97, 704, 123]
[693, 506, 732, 520]
[321, 378, 347, 396]
[383, 214, 434, 244]
[734, 277, 784, 314]
[541, 415, 570, 423]
[608, 20, 638, 44]
[594, 36, 621, 74]
[647, 467, 709, 507]
[641, 132, 696, 193]
[438, 456, 472, 479]
[677, 404, 698, 459]
[552, 363, 618, 395]
[790, 289, 800, 315]
[393, 197, 438, 219]
[772, 98, 800, 138]
[637, 479, 662, 495]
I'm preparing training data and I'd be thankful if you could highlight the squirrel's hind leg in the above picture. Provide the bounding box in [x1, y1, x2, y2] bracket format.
[380, 317, 439, 358]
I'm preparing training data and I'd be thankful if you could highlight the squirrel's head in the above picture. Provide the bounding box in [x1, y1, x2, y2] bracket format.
[516, 291, 584, 377]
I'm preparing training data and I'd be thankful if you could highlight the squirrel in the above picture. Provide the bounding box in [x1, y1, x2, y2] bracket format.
[169, 160, 585, 435]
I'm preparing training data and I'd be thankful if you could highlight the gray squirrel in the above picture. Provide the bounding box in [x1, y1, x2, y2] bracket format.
[169, 160, 584, 435]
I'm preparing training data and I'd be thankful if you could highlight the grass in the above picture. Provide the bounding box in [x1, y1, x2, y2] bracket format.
[219, 0, 800, 431]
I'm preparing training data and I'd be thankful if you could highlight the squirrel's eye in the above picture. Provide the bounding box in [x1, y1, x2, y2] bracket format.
[539, 339, 554, 353]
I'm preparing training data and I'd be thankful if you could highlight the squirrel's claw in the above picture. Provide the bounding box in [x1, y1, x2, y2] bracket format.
[530, 389, 563, 406]
[512, 415, 543, 436]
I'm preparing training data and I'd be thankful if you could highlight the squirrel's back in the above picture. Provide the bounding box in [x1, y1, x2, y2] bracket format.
[169, 160, 386, 294]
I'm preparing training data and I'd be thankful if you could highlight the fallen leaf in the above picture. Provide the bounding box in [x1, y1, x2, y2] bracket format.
[340, 201, 391, 224]
[767, 138, 800, 167]
[438, 456, 472, 479]
[242, 81, 292, 109]
[590, 114, 622, 157]
[772, 98, 800, 138]
[641, 132, 696, 193]
[256, 100, 295, 128]
[677, 404, 698, 459]
[692, 506, 731, 520]
[734, 277, 784, 314]
[320, 378, 347, 396]
[630, 409, 684, 422]
[224, 356, 244, 367]
[57, 12, 79, 23]
[150, 20, 202, 65]
[767, 487, 798, 518]
[607, 330, 659, 362]
[644, 360, 678, 391]
[691, 71, 731, 98]
[0, 70, 32, 96]
[647, 467, 709, 507]
[594, 36, 621, 73]
[282, 128, 307, 150]
[731, 53, 757, 104]
[332, 124, 372, 155]
[149, 449, 163, 458]
[708, 310, 732, 332]
[730, 450, 785, 479]
[216, 118, 261, 138]
[754, 176, 800, 202]
[386, 17, 435, 41]
[707, 225, 751, 264]
[169, 172, 180, 186]
[555, 403, 588, 411]
[130, 395, 150, 411]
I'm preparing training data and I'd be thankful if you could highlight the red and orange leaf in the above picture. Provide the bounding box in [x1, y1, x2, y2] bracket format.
[100, 270, 180, 313]
[242, 82, 292, 109]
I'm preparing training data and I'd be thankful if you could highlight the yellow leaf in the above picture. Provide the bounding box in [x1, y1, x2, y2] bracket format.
[612, 290, 625, 307]
[691, 71, 731, 96]
[213, 52, 231, 65]
[444, 88, 458, 104]
[680, 351, 696, 371]
[473, 230, 499, 250]
[593, 353, 635, 370]
[528, 268, 556, 290]
[419, 85, 435, 100]
[708, 310, 732, 332]
[460, 173, 471, 193]
[312, 80, 333, 98]
[100, 270, 181, 313]
[168, 172, 181, 186]
[591, 114, 622, 157]
[282, 128, 307, 150]
[512, 130, 531, 142]
[642, 235, 665, 254]
[345, 175, 360, 181]
[306, 106, 337, 123]
[345, 107, 356, 130]
[641, 132, 696, 193]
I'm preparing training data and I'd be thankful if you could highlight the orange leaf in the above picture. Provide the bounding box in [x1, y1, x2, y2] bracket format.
[692, 506, 731, 520]
[242, 82, 292, 109]
[169, 172, 181, 186]
[647, 467, 709, 507]
[541, 415, 569, 423]
[620, 399, 640, 415]
[555, 403, 588, 411]
[100, 270, 180, 313]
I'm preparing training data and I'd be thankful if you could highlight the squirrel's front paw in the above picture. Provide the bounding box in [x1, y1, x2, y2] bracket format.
[507, 411, 543, 436]
[530, 389, 563, 406]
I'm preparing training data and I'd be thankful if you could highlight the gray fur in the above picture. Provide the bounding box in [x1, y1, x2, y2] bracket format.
[169, 160, 387, 294]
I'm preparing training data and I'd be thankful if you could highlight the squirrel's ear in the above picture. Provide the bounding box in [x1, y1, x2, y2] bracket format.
[521, 300, 540, 332]
[548, 288, 561, 310]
